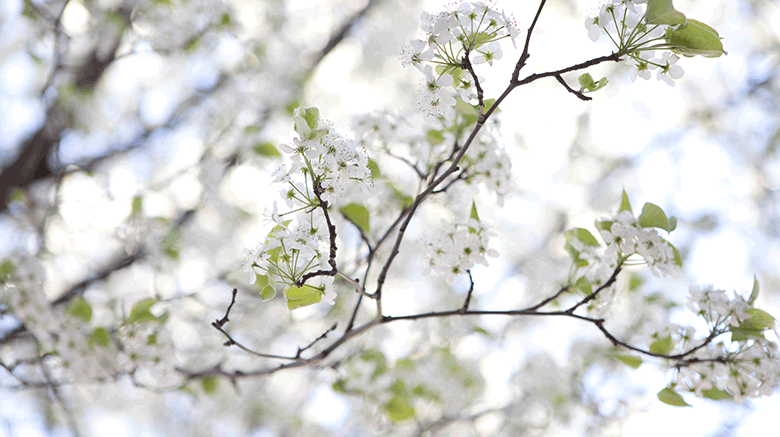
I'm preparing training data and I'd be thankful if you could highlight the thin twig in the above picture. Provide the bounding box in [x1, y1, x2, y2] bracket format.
[212, 288, 238, 329]
[296, 323, 338, 358]
[554, 74, 592, 101]
[460, 270, 475, 313]
[512, 0, 549, 83]
[461, 50, 485, 119]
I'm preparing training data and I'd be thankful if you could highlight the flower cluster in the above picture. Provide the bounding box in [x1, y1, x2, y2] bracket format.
[0, 253, 117, 381]
[401, 1, 519, 115]
[585, 0, 726, 87]
[461, 121, 514, 206]
[597, 210, 681, 278]
[421, 217, 498, 285]
[242, 107, 369, 308]
[671, 286, 779, 403]
[585, 0, 687, 86]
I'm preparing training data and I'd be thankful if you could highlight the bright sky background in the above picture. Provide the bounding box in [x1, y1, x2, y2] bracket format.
[2, 0, 780, 435]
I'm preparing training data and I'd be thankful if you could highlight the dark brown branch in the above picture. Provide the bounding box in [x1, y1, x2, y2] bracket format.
[460, 271, 474, 313]
[565, 265, 622, 314]
[516, 53, 623, 87]
[296, 187, 338, 286]
[555, 74, 592, 101]
[210, 289, 300, 361]
[511, 0, 548, 83]
[212, 288, 238, 329]
[460, 51, 485, 119]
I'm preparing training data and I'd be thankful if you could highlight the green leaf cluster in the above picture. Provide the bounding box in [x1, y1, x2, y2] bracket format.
[644, 0, 726, 58]
[292, 106, 328, 140]
[578, 73, 608, 93]
[125, 299, 168, 325]
[285, 284, 323, 310]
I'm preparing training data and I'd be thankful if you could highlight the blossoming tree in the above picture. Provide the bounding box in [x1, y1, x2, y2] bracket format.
[1, 0, 778, 434]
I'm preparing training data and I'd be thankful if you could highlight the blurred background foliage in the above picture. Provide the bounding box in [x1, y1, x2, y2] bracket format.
[1, 0, 779, 435]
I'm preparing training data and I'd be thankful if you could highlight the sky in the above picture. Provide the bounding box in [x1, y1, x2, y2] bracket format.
[1, 0, 780, 435]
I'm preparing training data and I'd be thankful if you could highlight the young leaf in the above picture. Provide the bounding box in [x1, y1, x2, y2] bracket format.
[666, 19, 727, 58]
[748, 274, 760, 305]
[657, 387, 691, 407]
[252, 142, 282, 157]
[384, 397, 415, 422]
[649, 335, 673, 355]
[701, 388, 732, 401]
[89, 327, 111, 347]
[255, 274, 276, 301]
[578, 73, 608, 92]
[360, 349, 388, 380]
[201, 376, 219, 395]
[668, 216, 678, 232]
[470, 201, 480, 222]
[427, 129, 445, 145]
[340, 203, 370, 236]
[285, 284, 323, 310]
[126, 298, 162, 325]
[66, 297, 93, 323]
[610, 353, 643, 369]
[638, 202, 670, 231]
[645, 0, 687, 26]
[619, 189, 633, 214]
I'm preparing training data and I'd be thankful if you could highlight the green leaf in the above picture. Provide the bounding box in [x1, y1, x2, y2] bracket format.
[731, 308, 777, 340]
[131, 196, 143, 215]
[610, 353, 642, 369]
[645, 0, 687, 26]
[89, 327, 111, 347]
[384, 397, 415, 422]
[299, 107, 319, 130]
[578, 73, 595, 90]
[255, 274, 276, 301]
[668, 216, 678, 232]
[66, 297, 92, 323]
[701, 387, 732, 401]
[161, 229, 180, 260]
[332, 378, 347, 393]
[666, 19, 727, 58]
[340, 203, 370, 236]
[455, 98, 477, 116]
[360, 349, 388, 380]
[749, 275, 760, 305]
[126, 299, 161, 325]
[638, 202, 671, 231]
[574, 276, 593, 295]
[578, 73, 608, 92]
[427, 129, 445, 145]
[649, 335, 674, 355]
[628, 274, 644, 292]
[0, 260, 16, 278]
[594, 220, 613, 233]
[469, 201, 480, 222]
[367, 160, 381, 178]
[201, 376, 219, 395]
[219, 13, 231, 27]
[657, 387, 691, 407]
[483, 98, 499, 114]
[619, 189, 633, 214]
[472, 326, 492, 338]
[567, 228, 600, 246]
[389, 379, 408, 397]
[564, 228, 600, 264]
[285, 284, 322, 310]
[252, 142, 282, 157]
